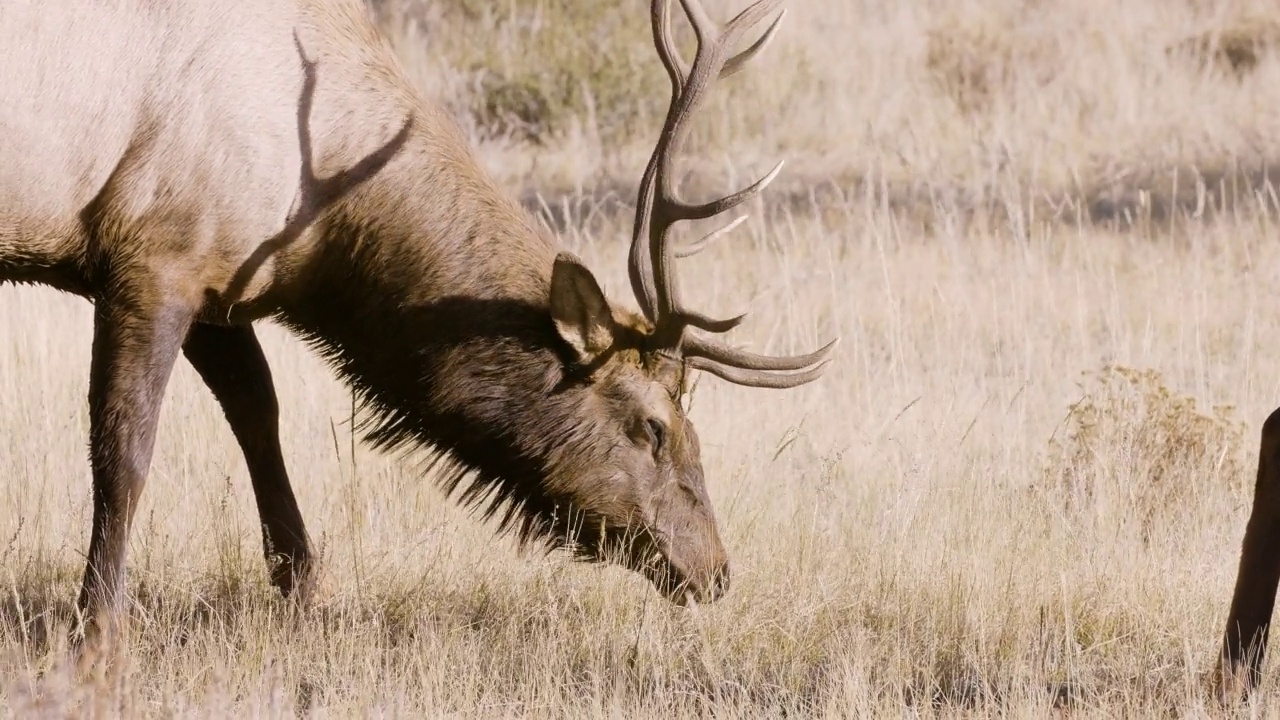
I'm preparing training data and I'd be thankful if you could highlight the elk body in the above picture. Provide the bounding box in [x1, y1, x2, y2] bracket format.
[0, 0, 834, 646]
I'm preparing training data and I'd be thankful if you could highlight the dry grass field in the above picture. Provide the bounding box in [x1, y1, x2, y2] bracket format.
[8, 0, 1280, 715]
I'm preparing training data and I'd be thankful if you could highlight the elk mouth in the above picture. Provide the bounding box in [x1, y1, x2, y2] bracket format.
[639, 541, 729, 606]
[566, 517, 727, 604]
[642, 550, 692, 602]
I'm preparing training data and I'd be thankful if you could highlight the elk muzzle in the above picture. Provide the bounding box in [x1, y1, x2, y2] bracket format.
[646, 531, 731, 605]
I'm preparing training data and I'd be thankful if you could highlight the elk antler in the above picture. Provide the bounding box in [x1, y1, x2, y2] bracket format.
[627, 0, 838, 390]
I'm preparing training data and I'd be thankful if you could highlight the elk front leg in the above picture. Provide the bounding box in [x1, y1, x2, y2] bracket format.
[74, 296, 195, 646]
[182, 322, 314, 600]
[1219, 407, 1280, 698]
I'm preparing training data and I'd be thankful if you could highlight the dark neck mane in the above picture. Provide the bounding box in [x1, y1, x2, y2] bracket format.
[275, 132, 603, 551]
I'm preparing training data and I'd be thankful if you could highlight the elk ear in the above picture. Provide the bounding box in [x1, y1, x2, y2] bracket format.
[550, 252, 616, 364]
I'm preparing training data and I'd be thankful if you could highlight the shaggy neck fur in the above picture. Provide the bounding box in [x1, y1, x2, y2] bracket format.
[276, 125, 616, 552]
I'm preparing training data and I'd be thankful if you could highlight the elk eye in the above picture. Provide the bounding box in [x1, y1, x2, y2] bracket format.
[645, 417, 667, 455]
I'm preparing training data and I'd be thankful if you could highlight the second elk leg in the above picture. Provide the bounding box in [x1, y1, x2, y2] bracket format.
[183, 322, 314, 600]
[1220, 407, 1280, 694]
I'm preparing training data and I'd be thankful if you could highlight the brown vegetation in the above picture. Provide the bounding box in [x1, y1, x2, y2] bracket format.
[1041, 365, 1246, 542]
[1168, 15, 1280, 76]
[924, 7, 1062, 115]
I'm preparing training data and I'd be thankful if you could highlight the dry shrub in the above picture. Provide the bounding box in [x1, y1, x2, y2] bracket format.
[1041, 365, 1246, 540]
[924, 8, 1060, 114]
[1168, 15, 1280, 77]
[376, 0, 664, 143]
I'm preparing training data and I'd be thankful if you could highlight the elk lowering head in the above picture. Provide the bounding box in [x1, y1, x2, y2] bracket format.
[0, 0, 837, 648]
[472, 0, 836, 605]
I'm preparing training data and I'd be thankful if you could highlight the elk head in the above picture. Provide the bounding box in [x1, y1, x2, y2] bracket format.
[527, 0, 836, 605]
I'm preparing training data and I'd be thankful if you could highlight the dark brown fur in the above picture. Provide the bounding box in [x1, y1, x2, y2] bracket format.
[1217, 407, 1280, 699]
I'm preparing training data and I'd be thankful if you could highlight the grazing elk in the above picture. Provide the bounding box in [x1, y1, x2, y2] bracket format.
[0, 0, 835, 647]
[1218, 409, 1280, 698]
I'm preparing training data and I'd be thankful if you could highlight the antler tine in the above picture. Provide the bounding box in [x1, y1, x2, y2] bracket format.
[652, 0, 686, 95]
[652, 3, 787, 83]
[685, 335, 839, 372]
[627, 0, 787, 330]
[628, 0, 685, 321]
[688, 355, 832, 390]
[675, 215, 749, 258]
[630, 0, 836, 391]
[670, 160, 783, 223]
[721, 8, 786, 79]
[682, 310, 747, 334]
[720, 0, 786, 48]
[648, 0, 750, 325]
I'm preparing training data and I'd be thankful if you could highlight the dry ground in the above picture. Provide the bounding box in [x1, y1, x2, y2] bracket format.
[7, 0, 1280, 716]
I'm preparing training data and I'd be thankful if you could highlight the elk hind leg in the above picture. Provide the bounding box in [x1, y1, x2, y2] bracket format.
[1218, 406, 1280, 699]
[182, 322, 314, 601]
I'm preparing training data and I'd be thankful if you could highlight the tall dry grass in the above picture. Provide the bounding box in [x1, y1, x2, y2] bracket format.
[6, 0, 1280, 716]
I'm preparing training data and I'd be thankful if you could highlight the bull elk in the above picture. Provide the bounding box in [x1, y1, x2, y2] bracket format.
[0, 0, 835, 648]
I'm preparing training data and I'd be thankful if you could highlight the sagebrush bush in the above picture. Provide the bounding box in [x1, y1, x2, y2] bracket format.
[1167, 15, 1280, 77]
[924, 7, 1062, 115]
[1041, 365, 1247, 541]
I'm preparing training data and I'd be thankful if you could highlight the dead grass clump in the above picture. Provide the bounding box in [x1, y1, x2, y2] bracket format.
[924, 9, 1059, 114]
[1041, 365, 1246, 540]
[380, 0, 664, 143]
[1168, 16, 1280, 77]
